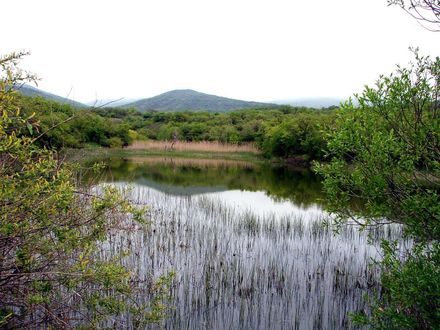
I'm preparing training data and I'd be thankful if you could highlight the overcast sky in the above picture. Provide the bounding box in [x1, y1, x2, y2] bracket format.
[3, 0, 440, 103]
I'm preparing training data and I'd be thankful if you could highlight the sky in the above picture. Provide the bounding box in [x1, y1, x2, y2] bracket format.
[3, 0, 440, 103]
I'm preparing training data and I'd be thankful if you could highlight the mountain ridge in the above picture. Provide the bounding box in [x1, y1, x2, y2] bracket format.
[120, 89, 277, 112]
[15, 84, 88, 108]
[14, 85, 342, 111]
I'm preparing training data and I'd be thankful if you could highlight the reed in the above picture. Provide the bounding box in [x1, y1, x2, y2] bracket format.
[97, 183, 410, 329]
[126, 156, 255, 168]
[127, 140, 260, 154]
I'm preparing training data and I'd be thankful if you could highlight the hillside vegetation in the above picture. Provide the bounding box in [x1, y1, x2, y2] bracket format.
[14, 94, 133, 148]
[15, 84, 88, 108]
[121, 89, 277, 112]
[1, 51, 173, 328]
[94, 106, 336, 161]
[11, 89, 337, 162]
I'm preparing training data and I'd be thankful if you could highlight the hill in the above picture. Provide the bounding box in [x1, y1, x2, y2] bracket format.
[121, 89, 276, 112]
[15, 84, 88, 108]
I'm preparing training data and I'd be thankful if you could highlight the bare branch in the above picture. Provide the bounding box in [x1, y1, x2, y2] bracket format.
[388, 0, 440, 31]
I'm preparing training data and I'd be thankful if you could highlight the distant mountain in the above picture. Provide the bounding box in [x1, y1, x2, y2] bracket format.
[13, 84, 344, 111]
[121, 89, 276, 112]
[15, 84, 88, 108]
[274, 97, 344, 108]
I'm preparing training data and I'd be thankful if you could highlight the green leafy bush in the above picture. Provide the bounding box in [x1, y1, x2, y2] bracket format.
[315, 50, 440, 329]
[0, 52, 173, 328]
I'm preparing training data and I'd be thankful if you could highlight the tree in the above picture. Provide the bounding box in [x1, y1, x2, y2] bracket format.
[0, 52, 173, 328]
[261, 114, 328, 160]
[315, 50, 439, 328]
[388, 0, 440, 31]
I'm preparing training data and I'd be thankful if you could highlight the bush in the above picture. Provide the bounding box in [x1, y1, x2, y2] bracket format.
[107, 136, 123, 148]
[0, 52, 173, 328]
[352, 242, 440, 329]
[315, 50, 440, 329]
[261, 114, 328, 160]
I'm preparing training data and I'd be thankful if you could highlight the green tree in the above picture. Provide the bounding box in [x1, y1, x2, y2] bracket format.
[315, 50, 440, 329]
[0, 52, 173, 328]
[261, 114, 328, 160]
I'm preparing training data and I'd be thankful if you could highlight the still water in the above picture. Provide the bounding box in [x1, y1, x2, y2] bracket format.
[90, 156, 402, 329]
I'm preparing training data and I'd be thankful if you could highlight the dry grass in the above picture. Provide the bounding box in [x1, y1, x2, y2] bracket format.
[127, 140, 260, 154]
[127, 156, 255, 168]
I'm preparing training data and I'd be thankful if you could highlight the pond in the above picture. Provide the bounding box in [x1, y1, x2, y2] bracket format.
[89, 156, 404, 329]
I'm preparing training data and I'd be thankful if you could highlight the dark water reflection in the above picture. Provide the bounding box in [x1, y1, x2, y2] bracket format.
[84, 156, 325, 208]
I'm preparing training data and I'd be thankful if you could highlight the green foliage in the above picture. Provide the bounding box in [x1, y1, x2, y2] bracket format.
[0, 53, 173, 327]
[107, 136, 123, 148]
[315, 50, 440, 328]
[8, 68, 337, 160]
[120, 89, 274, 112]
[16, 84, 88, 108]
[13, 94, 133, 149]
[352, 242, 440, 329]
[93, 106, 336, 160]
[15, 94, 336, 160]
[316, 50, 440, 239]
[261, 113, 332, 160]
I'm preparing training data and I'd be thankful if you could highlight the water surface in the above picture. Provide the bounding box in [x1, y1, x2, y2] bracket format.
[87, 156, 324, 207]
[92, 156, 402, 329]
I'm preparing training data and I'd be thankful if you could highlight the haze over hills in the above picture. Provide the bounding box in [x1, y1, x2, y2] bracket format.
[15, 84, 88, 108]
[85, 98, 137, 108]
[121, 89, 277, 112]
[14, 85, 342, 111]
[274, 97, 344, 108]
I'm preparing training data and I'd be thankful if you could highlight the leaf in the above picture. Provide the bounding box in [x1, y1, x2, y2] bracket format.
[26, 122, 33, 135]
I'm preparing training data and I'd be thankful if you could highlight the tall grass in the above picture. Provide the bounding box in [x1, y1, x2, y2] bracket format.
[127, 156, 255, 168]
[98, 183, 409, 329]
[127, 140, 260, 154]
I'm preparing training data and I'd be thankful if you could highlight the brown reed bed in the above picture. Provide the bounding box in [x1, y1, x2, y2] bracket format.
[126, 156, 255, 168]
[127, 140, 260, 154]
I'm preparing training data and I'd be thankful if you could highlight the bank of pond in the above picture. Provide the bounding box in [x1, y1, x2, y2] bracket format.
[16, 94, 335, 162]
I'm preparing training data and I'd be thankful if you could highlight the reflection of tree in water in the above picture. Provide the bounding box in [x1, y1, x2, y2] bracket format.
[263, 165, 324, 207]
[83, 157, 325, 208]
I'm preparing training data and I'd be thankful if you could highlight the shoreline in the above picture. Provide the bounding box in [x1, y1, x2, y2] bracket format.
[64, 147, 265, 164]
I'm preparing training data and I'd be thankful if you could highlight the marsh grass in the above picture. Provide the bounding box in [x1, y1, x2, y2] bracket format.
[127, 140, 260, 154]
[66, 147, 262, 165]
[126, 156, 255, 169]
[98, 184, 409, 329]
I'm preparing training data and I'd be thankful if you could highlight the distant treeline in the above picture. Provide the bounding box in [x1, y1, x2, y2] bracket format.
[16, 94, 338, 161]
[94, 106, 337, 160]
[15, 95, 133, 148]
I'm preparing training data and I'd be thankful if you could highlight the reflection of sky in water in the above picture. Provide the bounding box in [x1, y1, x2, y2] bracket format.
[122, 182, 325, 220]
[99, 182, 323, 219]
[203, 189, 324, 219]
[104, 180, 326, 220]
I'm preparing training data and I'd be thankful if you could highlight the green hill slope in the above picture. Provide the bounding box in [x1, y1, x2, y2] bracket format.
[15, 84, 88, 108]
[121, 89, 276, 112]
